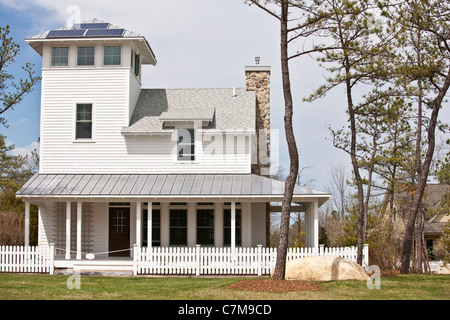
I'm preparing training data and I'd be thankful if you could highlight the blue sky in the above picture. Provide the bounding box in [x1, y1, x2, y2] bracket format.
[3, 0, 445, 192]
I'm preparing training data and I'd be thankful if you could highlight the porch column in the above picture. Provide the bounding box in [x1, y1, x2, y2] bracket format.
[305, 200, 319, 252]
[160, 202, 169, 247]
[76, 201, 82, 260]
[65, 202, 71, 260]
[214, 202, 223, 247]
[136, 202, 142, 247]
[147, 202, 152, 248]
[231, 201, 236, 252]
[187, 202, 196, 247]
[24, 201, 30, 246]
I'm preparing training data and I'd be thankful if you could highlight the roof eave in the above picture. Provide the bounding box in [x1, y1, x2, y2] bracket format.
[25, 36, 157, 65]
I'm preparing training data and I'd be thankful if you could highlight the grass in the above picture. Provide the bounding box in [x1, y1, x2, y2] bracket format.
[0, 273, 449, 300]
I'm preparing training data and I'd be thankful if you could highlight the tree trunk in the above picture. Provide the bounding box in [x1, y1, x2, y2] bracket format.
[343, 56, 365, 265]
[400, 68, 450, 274]
[273, 0, 299, 280]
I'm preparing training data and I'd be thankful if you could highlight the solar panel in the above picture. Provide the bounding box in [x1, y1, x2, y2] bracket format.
[84, 29, 125, 37]
[79, 23, 110, 29]
[47, 29, 86, 38]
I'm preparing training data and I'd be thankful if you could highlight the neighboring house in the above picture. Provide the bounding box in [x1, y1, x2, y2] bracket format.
[388, 184, 449, 256]
[422, 184, 449, 256]
[425, 213, 449, 256]
[16, 20, 330, 271]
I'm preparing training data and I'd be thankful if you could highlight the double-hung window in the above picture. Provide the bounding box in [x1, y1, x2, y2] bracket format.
[51, 47, 68, 66]
[170, 209, 187, 245]
[104, 46, 121, 65]
[197, 209, 214, 245]
[77, 46, 95, 66]
[76, 104, 92, 139]
[177, 128, 195, 161]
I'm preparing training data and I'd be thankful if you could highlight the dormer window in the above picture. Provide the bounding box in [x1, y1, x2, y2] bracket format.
[104, 46, 121, 65]
[51, 47, 68, 66]
[177, 128, 195, 161]
[77, 46, 95, 66]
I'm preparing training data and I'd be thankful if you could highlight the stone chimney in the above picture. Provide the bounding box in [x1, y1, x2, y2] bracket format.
[245, 65, 271, 177]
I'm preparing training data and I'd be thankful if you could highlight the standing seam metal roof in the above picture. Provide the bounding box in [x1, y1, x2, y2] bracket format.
[17, 173, 330, 200]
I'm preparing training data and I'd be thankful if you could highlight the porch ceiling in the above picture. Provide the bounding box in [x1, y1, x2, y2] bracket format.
[16, 174, 331, 206]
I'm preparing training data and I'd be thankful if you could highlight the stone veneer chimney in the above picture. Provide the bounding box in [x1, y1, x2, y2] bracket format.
[245, 66, 271, 177]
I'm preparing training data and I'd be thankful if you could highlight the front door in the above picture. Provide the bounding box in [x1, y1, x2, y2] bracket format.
[109, 207, 130, 257]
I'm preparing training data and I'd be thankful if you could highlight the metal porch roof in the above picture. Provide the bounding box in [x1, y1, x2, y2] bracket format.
[16, 174, 330, 205]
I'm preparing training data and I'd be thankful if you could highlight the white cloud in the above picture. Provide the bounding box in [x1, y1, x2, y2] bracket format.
[10, 140, 39, 158]
[11, 118, 28, 127]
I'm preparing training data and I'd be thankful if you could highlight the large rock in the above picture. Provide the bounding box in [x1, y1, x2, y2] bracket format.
[274, 255, 369, 281]
[434, 263, 450, 275]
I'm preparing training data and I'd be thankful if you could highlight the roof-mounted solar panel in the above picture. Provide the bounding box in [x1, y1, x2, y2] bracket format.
[47, 29, 86, 38]
[79, 23, 110, 29]
[84, 28, 125, 37]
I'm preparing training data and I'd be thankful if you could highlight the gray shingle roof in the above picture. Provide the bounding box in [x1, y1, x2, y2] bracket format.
[122, 88, 256, 134]
[16, 174, 330, 205]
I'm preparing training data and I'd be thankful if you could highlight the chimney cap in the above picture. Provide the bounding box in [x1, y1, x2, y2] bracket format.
[245, 66, 271, 72]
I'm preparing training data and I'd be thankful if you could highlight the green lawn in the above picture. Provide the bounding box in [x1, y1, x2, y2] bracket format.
[0, 273, 448, 300]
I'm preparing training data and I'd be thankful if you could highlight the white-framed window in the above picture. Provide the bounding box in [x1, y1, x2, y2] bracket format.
[197, 209, 214, 246]
[75, 103, 93, 140]
[77, 46, 95, 66]
[104, 45, 121, 65]
[51, 47, 69, 66]
[177, 128, 195, 161]
[169, 209, 187, 246]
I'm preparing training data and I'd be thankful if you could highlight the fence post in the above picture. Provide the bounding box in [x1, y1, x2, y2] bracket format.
[195, 245, 201, 276]
[319, 244, 324, 256]
[133, 244, 139, 276]
[363, 244, 369, 268]
[257, 245, 262, 276]
[49, 243, 55, 275]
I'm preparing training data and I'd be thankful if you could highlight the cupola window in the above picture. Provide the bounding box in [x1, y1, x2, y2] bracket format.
[51, 47, 68, 66]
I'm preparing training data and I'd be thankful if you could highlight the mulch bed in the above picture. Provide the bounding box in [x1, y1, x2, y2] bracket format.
[229, 279, 323, 292]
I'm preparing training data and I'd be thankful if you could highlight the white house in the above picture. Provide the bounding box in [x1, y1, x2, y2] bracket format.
[15, 20, 332, 274]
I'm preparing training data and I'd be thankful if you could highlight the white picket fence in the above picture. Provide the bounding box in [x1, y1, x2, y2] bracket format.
[0, 244, 368, 276]
[0, 245, 55, 274]
[133, 244, 369, 276]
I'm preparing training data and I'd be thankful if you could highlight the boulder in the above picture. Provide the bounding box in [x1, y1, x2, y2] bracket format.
[434, 263, 450, 275]
[273, 255, 369, 281]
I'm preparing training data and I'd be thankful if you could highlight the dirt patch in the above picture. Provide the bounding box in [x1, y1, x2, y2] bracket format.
[229, 279, 323, 292]
[381, 269, 400, 277]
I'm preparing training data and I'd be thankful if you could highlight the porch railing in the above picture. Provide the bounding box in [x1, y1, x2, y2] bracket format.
[133, 244, 369, 276]
[0, 244, 55, 274]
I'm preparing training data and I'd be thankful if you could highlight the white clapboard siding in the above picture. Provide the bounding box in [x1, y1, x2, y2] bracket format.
[0, 245, 54, 274]
[133, 245, 369, 276]
[40, 69, 251, 174]
[128, 72, 141, 123]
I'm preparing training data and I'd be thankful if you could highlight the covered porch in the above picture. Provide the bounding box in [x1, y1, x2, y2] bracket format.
[16, 173, 331, 274]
